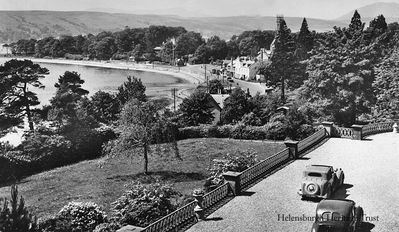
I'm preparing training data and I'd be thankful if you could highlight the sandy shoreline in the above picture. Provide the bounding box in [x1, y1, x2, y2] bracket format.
[0, 57, 205, 85]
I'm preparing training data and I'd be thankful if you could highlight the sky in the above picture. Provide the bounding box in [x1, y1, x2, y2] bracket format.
[0, 0, 398, 19]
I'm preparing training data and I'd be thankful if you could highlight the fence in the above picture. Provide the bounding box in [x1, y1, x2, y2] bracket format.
[362, 122, 395, 138]
[143, 183, 231, 232]
[240, 148, 290, 189]
[143, 201, 197, 232]
[140, 128, 332, 232]
[326, 121, 395, 140]
[332, 126, 354, 139]
[298, 129, 327, 153]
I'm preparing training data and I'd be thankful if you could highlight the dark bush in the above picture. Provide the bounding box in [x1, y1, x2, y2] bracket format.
[265, 121, 288, 140]
[0, 126, 116, 184]
[0, 185, 38, 232]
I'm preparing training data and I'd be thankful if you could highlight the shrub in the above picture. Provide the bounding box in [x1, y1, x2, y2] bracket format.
[240, 112, 262, 126]
[19, 133, 73, 171]
[94, 222, 121, 232]
[0, 126, 116, 184]
[0, 185, 38, 232]
[0, 151, 31, 182]
[297, 124, 316, 140]
[112, 181, 181, 228]
[39, 202, 107, 232]
[206, 150, 257, 191]
[265, 121, 288, 140]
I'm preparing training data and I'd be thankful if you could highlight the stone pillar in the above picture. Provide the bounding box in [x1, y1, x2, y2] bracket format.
[284, 140, 299, 159]
[222, 171, 241, 195]
[351, 125, 363, 140]
[393, 123, 398, 133]
[322, 121, 334, 137]
[193, 189, 205, 221]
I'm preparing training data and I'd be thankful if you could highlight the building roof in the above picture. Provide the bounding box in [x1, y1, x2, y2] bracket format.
[210, 94, 229, 109]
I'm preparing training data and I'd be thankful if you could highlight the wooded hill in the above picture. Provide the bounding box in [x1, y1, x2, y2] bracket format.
[0, 11, 346, 42]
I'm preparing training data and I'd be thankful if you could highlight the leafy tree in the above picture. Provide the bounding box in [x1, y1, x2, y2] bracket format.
[117, 76, 147, 105]
[179, 90, 214, 126]
[301, 24, 377, 126]
[105, 99, 180, 174]
[238, 37, 258, 57]
[221, 88, 250, 124]
[236, 30, 275, 54]
[296, 18, 314, 60]
[90, 91, 120, 123]
[59, 35, 76, 54]
[175, 32, 204, 57]
[94, 37, 116, 60]
[0, 59, 49, 131]
[248, 91, 283, 124]
[226, 37, 240, 59]
[191, 44, 210, 64]
[131, 44, 144, 62]
[372, 47, 399, 120]
[206, 36, 228, 60]
[159, 41, 174, 63]
[208, 79, 224, 94]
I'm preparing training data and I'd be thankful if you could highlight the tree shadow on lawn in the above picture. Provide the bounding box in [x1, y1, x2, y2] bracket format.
[106, 171, 207, 183]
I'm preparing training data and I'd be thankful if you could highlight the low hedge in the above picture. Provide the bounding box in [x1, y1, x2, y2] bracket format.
[178, 123, 314, 141]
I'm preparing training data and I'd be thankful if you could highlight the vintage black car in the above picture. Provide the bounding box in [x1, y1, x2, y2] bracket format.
[311, 199, 363, 232]
[298, 165, 344, 199]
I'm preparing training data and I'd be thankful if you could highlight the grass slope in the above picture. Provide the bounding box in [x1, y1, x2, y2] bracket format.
[0, 138, 284, 218]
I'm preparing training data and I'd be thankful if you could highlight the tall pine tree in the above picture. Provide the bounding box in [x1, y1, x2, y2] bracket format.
[268, 16, 302, 102]
[0, 59, 49, 131]
[296, 18, 314, 60]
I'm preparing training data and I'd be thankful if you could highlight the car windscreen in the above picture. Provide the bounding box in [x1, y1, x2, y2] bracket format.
[307, 172, 323, 177]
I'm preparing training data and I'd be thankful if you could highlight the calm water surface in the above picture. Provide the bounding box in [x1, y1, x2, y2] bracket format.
[0, 58, 189, 106]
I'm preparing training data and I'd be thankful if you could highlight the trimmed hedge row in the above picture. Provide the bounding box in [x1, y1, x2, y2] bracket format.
[178, 123, 293, 141]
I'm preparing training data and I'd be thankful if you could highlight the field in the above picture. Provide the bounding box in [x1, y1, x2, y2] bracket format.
[0, 138, 285, 218]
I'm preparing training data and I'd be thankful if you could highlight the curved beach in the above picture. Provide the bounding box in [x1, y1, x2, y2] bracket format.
[25, 58, 205, 84]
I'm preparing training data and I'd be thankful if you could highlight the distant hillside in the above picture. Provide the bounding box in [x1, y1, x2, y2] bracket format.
[0, 11, 347, 43]
[337, 2, 399, 23]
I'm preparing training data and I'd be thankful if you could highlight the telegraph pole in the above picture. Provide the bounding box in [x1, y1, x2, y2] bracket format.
[204, 64, 209, 93]
[171, 88, 177, 111]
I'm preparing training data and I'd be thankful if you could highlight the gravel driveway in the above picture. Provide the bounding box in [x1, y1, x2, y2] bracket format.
[187, 133, 399, 232]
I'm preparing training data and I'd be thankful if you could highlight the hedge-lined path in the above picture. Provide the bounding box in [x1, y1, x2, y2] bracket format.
[187, 133, 399, 232]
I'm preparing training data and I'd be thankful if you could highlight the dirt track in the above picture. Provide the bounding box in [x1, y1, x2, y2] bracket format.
[187, 133, 399, 232]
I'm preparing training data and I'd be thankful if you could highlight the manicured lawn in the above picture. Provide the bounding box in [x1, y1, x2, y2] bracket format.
[0, 138, 284, 218]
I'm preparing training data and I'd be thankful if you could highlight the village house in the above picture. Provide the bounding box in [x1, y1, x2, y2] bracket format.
[209, 94, 229, 124]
